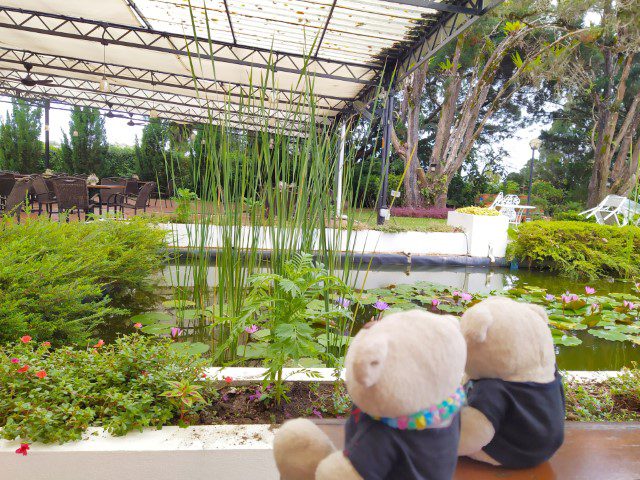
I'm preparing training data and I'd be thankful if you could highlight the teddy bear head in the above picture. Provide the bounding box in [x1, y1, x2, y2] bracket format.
[345, 309, 466, 419]
[460, 297, 556, 383]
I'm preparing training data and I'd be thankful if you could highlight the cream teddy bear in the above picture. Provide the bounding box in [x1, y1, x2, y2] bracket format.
[458, 297, 565, 468]
[273, 309, 467, 480]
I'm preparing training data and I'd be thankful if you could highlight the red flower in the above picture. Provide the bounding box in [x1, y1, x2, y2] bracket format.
[93, 340, 105, 348]
[201, 373, 207, 379]
[42, 341, 51, 347]
[35, 370, 47, 379]
[16, 365, 30, 373]
[20, 336, 32, 344]
[15, 443, 29, 456]
[133, 323, 143, 329]
[224, 376, 233, 384]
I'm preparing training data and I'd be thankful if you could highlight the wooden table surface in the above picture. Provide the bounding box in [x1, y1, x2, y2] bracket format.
[313, 421, 640, 480]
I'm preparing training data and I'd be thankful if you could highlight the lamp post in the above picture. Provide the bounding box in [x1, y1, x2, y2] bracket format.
[527, 138, 542, 205]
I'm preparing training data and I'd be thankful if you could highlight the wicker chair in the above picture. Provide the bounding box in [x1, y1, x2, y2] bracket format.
[30, 175, 57, 215]
[125, 179, 140, 197]
[111, 181, 155, 216]
[97, 178, 126, 211]
[0, 176, 15, 210]
[1, 177, 31, 223]
[52, 177, 96, 221]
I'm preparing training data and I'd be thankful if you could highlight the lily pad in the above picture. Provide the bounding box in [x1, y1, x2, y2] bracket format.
[141, 324, 173, 335]
[169, 341, 210, 356]
[130, 311, 172, 325]
[587, 329, 629, 342]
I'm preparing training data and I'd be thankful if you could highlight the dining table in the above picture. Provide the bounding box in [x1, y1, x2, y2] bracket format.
[87, 184, 125, 215]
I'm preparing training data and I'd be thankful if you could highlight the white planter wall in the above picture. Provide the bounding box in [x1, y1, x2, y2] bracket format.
[446, 212, 509, 258]
[164, 223, 470, 257]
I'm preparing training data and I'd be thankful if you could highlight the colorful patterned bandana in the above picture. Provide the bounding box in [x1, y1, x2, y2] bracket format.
[362, 386, 466, 431]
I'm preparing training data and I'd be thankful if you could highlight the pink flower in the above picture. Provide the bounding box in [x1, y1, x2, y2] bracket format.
[460, 292, 473, 302]
[545, 294, 555, 301]
[624, 300, 636, 310]
[431, 299, 440, 307]
[15, 443, 29, 456]
[35, 370, 47, 379]
[10, 358, 19, 364]
[561, 293, 579, 304]
[133, 323, 143, 329]
[93, 339, 104, 348]
[585, 286, 596, 295]
[312, 408, 323, 419]
[244, 325, 259, 334]
[20, 336, 31, 344]
[42, 341, 51, 347]
[373, 300, 389, 311]
[170, 327, 182, 338]
[336, 297, 351, 309]
[224, 376, 233, 384]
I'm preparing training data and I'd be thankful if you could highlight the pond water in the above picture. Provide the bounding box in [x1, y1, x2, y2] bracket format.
[156, 264, 640, 371]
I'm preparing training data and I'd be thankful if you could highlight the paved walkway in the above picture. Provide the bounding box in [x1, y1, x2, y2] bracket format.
[316, 421, 640, 479]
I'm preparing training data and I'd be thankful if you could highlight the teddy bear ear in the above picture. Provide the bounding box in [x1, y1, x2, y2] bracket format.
[462, 305, 494, 343]
[527, 304, 549, 324]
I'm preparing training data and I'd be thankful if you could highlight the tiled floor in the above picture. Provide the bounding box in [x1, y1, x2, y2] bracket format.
[22, 199, 177, 222]
[316, 420, 640, 479]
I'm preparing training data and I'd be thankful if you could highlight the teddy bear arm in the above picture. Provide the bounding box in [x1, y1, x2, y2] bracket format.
[458, 406, 496, 457]
[274, 419, 336, 480]
[316, 450, 363, 480]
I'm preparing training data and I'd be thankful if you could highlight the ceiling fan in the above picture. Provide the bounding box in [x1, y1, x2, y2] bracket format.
[104, 101, 128, 119]
[126, 113, 144, 127]
[20, 63, 53, 87]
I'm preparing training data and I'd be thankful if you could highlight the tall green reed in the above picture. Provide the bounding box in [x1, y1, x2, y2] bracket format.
[163, 5, 391, 370]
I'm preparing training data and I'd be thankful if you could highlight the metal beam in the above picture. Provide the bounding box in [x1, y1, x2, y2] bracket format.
[0, 6, 377, 85]
[0, 48, 349, 114]
[377, 91, 395, 225]
[222, 0, 237, 45]
[379, 0, 485, 16]
[0, 68, 326, 125]
[314, 0, 338, 58]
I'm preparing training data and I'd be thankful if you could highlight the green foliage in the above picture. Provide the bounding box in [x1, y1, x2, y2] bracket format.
[237, 253, 352, 404]
[508, 221, 640, 279]
[101, 144, 137, 178]
[172, 188, 198, 223]
[456, 206, 500, 216]
[0, 99, 42, 173]
[0, 334, 212, 443]
[135, 118, 168, 186]
[0, 217, 166, 345]
[60, 107, 108, 174]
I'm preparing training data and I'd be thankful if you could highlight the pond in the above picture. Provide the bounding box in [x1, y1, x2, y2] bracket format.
[157, 263, 640, 371]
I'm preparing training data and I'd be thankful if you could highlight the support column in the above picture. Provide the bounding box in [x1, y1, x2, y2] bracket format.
[44, 100, 50, 170]
[335, 122, 346, 218]
[377, 91, 395, 225]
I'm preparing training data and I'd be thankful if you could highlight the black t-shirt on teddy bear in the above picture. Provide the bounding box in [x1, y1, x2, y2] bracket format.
[343, 407, 460, 480]
[465, 369, 565, 469]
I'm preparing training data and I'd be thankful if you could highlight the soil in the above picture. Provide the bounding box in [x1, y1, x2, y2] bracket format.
[195, 381, 350, 425]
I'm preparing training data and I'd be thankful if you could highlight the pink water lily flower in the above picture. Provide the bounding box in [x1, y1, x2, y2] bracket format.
[431, 299, 440, 307]
[585, 286, 596, 295]
[170, 327, 182, 338]
[561, 293, 579, 304]
[373, 300, 389, 311]
[244, 325, 259, 334]
[624, 300, 636, 310]
[336, 297, 351, 309]
[545, 294, 555, 301]
[133, 323, 143, 329]
[460, 292, 473, 302]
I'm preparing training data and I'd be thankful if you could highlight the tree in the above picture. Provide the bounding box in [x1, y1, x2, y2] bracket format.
[60, 107, 108, 174]
[580, 0, 640, 206]
[390, 1, 590, 208]
[0, 99, 42, 173]
[135, 118, 168, 185]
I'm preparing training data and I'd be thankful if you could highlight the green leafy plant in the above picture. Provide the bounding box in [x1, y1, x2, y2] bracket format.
[0, 334, 213, 444]
[456, 206, 501, 216]
[508, 221, 640, 279]
[172, 188, 198, 223]
[0, 216, 166, 345]
[235, 253, 352, 404]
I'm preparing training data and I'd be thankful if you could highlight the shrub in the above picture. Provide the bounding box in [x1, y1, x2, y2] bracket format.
[508, 220, 640, 279]
[456, 206, 500, 216]
[553, 210, 595, 222]
[0, 217, 167, 345]
[0, 334, 212, 443]
[390, 206, 451, 219]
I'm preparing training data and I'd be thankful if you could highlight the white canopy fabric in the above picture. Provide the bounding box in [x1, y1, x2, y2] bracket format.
[0, 0, 499, 132]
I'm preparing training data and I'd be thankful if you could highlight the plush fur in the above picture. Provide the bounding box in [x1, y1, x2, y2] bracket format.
[273, 309, 467, 480]
[458, 297, 558, 465]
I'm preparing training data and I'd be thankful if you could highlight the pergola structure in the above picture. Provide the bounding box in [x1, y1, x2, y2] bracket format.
[0, 0, 502, 221]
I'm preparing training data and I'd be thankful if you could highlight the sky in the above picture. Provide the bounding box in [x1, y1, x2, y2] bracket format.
[0, 97, 550, 173]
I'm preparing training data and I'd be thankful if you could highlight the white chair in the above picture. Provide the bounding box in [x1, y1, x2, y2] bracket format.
[492, 192, 535, 225]
[580, 195, 629, 226]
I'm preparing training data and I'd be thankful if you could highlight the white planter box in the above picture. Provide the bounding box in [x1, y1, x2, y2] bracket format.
[447, 211, 509, 258]
[0, 368, 616, 479]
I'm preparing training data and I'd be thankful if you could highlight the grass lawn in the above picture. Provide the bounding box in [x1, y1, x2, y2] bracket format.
[349, 209, 455, 233]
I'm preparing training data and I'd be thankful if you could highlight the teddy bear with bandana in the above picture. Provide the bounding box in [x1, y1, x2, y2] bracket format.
[458, 296, 565, 468]
[273, 309, 467, 480]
